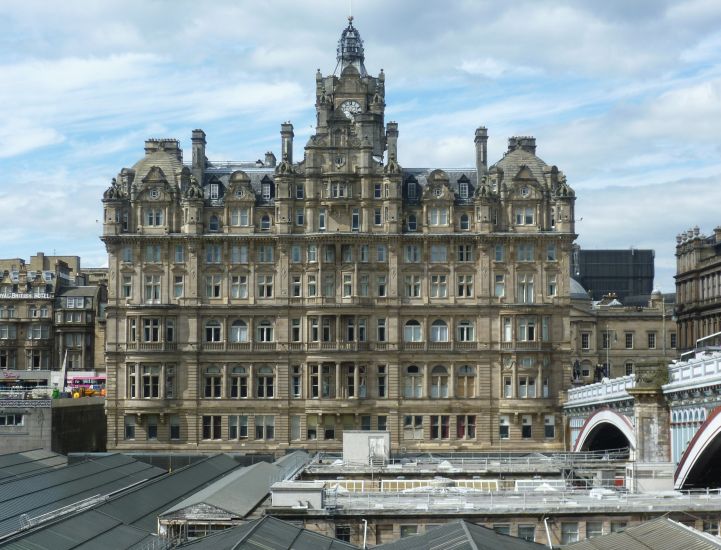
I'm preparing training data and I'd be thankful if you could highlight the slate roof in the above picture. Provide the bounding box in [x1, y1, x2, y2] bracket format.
[378, 520, 544, 550]
[0, 454, 165, 540]
[1, 454, 241, 550]
[131, 148, 184, 185]
[56, 286, 100, 298]
[0, 450, 67, 483]
[176, 516, 357, 550]
[401, 168, 478, 203]
[160, 461, 281, 519]
[563, 517, 721, 550]
[491, 146, 550, 184]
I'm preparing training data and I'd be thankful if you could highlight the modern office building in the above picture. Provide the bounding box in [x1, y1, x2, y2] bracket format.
[102, 18, 577, 452]
[571, 247, 655, 301]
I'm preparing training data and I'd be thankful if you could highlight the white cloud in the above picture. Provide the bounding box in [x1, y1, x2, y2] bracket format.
[0, 119, 65, 157]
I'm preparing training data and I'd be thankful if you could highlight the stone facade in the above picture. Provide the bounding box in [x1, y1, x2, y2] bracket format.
[569, 289, 676, 382]
[101, 20, 577, 453]
[0, 253, 106, 390]
[675, 226, 721, 351]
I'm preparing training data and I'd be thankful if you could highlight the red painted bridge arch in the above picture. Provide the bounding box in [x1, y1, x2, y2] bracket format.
[573, 408, 636, 453]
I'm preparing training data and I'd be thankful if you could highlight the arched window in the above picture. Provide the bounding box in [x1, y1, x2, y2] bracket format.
[204, 366, 221, 398]
[256, 320, 274, 342]
[230, 366, 248, 398]
[260, 215, 271, 231]
[430, 320, 448, 342]
[230, 320, 248, 343]
[256, 366, 274, 398]
[460, 214, 469, 230]
[209, 215, 220, 232]
[204, 320, 222, 342]
[404, 365, 422, 398]
[431, 365, 449, 398]
[404, 320, 422, 342]
[407, 214, 417, 232]
[457, 320, 474, 342]
[456, 365, 476, 397]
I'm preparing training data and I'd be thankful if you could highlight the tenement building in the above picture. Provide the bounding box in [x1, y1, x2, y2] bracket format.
[0, 253, 106, 390]
[675, 226, 721, 351]
[101, 19, 577, 452]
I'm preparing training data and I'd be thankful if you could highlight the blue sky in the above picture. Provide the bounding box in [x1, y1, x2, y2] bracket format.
[1, 0, 721, 291]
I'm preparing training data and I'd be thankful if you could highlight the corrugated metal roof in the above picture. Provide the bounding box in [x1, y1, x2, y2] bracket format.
[379, 520, 544, 550]
[97, 453, 241, 532]
[0, 450, 67, 483]
[160, 461, 280, 518]
[0, 454, 165, 539]
[1, 454, 242, 549]
[176, 516, 357, 550]
[563, 517, 721, 550]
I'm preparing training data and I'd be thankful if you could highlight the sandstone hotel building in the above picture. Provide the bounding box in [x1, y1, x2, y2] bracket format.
[102, 19, 576, 452]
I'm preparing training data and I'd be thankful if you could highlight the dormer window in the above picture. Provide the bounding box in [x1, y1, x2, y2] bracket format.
[262, 183, 271, 200]
[459, 182, 469, 199]
[210, 183, 219, 200]
[407, 181, 417, 200]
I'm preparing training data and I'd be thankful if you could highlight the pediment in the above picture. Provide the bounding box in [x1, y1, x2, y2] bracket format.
[142, 166, 168, 185]
[514, 165, 536, 181]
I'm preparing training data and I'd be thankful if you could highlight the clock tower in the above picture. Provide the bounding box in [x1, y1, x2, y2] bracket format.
[307, 17, 387, 172]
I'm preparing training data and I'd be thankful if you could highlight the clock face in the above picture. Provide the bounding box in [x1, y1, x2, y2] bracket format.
[340, 100, 362, 119]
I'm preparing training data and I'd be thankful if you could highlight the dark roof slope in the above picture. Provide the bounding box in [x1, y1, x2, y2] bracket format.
[563, 517, 721, 550]
[177, 516, 357, 550]
[0, 454, 165, 539]
[1, 454, 241, 550]
[379, 520, 544, 550]
[0, 450, 67, 483]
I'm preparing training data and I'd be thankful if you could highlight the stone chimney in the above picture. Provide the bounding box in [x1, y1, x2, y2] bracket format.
[281, 123, 294, 164]
[386, 122, 399, 161]
[191, 129, 206, 183]
[508, 136, 536, 155]
[474, 127, 488, 174]
[264, 151, 277, 167]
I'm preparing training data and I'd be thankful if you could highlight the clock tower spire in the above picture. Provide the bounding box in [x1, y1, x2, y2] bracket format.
[309, 19, 387, 169]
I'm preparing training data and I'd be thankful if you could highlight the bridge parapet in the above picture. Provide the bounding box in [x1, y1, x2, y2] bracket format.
[566, 374, 636, 408]
[663, 351, 721, 393]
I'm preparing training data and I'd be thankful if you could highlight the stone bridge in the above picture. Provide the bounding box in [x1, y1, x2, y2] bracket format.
[564, 351, 721, 489]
